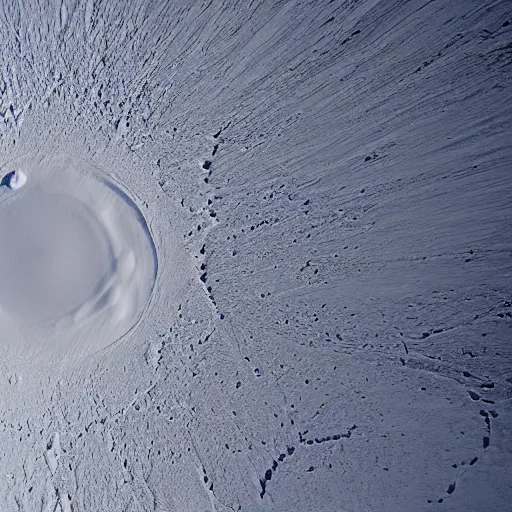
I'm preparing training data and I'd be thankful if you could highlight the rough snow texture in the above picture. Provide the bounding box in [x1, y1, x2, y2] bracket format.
[0, 1, 511, 511]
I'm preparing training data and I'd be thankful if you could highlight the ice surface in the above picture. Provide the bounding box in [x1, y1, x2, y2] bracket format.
[0, 1, 510, 511]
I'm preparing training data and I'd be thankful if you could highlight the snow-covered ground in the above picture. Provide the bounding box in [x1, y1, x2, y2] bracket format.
[0, 1, 510, 511]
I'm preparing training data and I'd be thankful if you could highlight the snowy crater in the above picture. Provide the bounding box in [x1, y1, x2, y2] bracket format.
[0, 156, 157, 358]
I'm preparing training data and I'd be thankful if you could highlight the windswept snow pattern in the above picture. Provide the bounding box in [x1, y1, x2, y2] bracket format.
[0, 1, 510, 511]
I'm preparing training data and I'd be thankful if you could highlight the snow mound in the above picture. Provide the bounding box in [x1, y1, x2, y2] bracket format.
[8, 170, 27, 190]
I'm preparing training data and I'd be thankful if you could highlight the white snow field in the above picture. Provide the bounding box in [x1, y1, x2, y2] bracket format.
[0, 1, 510, 511]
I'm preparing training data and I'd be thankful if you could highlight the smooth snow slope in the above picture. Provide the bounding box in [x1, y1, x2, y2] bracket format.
[0, 1, 511, 511]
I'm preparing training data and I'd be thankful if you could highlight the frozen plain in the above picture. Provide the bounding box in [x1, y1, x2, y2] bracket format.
[0, 0, 511, 511]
